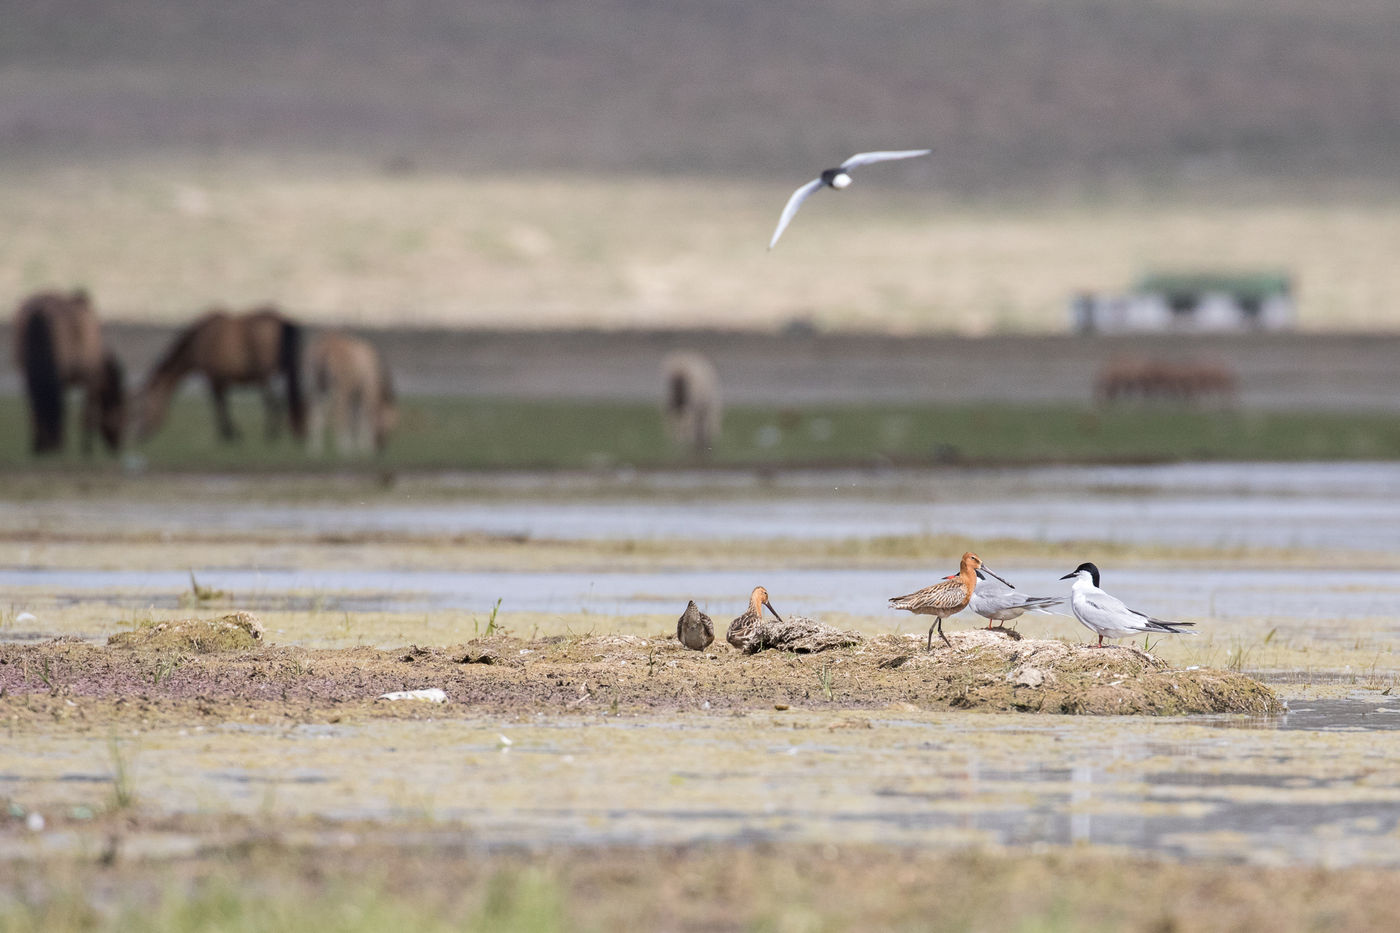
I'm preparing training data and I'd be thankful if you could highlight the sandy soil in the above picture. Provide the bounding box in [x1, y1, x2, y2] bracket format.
[0, 621, 1280, 726]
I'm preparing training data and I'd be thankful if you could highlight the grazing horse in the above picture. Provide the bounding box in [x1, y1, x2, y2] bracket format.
[135, 306, 306, 442]
[305, 331, 397, 456]
[661, 351, 723, 457]
[12, 289, 126, 455]
[1096, 356, 1237, 406]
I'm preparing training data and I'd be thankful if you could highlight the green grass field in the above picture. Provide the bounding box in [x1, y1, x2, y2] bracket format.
[5, 395, 1399, 473]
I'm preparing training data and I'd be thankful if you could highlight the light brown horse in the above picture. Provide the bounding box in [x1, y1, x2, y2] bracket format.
[305, 331, 397, 456]
[12, 289, 126, 455]
[135, 306, 305, 442]
[661, 351, 722, 457]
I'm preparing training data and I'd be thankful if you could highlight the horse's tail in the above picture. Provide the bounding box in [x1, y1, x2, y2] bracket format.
[20, 310, 64, 454]
[279, 319, 307, 439]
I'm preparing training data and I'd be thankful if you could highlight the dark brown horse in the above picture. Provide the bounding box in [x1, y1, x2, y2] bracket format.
[135, 306, 306, 443]
[12, 289, 126, 455]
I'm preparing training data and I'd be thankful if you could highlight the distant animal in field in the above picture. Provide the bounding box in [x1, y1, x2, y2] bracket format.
[134, 306, 306, 443]
[12, 289, 126, 455]
[768, 149, 932, 249]
[661, 351, 722, 456]
[1095, 356, 1237, 407]
[305, 331, 398, 456]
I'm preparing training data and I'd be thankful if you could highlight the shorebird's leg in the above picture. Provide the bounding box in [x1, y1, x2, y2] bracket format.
[938, 618, 952, 648]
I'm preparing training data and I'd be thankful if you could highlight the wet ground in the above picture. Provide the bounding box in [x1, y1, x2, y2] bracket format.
[3, 461, 1400, 928]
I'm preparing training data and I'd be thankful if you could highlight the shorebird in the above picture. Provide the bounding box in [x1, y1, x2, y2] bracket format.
[888, 552, 981, 650]
[1059, 562, 1196, 648]
[768, 149, 933, 250]
[676, 600, 714, 651]
[942, 567, 1064, 629]
[726, 586, 785, 650]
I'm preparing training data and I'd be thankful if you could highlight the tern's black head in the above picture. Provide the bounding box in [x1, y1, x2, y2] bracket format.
[1059, 562, 1100, 586]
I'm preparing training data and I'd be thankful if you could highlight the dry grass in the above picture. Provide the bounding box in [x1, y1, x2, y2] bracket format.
[5, 158, 1400, 332]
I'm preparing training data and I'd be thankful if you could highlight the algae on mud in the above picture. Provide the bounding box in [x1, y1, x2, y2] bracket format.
[0, 627, 1280, 719]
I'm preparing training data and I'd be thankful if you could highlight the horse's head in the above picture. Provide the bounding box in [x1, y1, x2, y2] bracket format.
[97, 353, 128, 451]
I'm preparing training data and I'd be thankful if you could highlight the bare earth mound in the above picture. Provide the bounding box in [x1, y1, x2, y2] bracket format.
[106, 612, 265, 653]
[0, 627, 1280, 722]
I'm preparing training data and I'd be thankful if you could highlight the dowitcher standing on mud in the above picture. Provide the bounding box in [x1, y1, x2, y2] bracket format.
[676, 600, 715, 651]
[888, 552, 981, 650]
[726, 586, 785, 650]
[1059, 562, 1197, 647]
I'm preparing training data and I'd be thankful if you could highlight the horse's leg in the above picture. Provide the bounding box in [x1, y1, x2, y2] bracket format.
[334, 387, 355, 457]
[80, 383, 98, 457]
[306, 390, 326, 456]
[210, 379, 239, 441]
[263, 382, 284, 441]
[352, 389, 374, 455]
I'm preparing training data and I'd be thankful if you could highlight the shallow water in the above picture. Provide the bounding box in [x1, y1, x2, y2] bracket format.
[7, 462, 1400, 552]
[8, 707, 1400, 867]
[2, 565, 1397, 628]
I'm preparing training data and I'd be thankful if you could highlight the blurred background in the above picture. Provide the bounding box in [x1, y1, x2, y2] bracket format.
[3, 0, 1400, 468]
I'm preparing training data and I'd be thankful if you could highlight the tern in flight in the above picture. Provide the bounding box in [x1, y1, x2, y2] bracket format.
[768, 149, 932, 250]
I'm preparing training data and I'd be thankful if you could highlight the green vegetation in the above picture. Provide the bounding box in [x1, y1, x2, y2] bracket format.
[4, 395, 1400, 472]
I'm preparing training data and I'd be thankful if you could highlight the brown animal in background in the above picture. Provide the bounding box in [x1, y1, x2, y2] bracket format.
[12, 289, 126, 455]
[135, 306, 305, 442]
[1096, 356, 1236, 406]
[305, 331, 397, 456]
[661, 351, 722, 457]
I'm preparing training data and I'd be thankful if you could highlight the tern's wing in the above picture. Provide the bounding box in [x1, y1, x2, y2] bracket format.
[839, 149, 932, 170]
[769, 177, 824, 250]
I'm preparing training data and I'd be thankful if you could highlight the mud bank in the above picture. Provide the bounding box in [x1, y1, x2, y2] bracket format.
[0, 625, 1280, 721]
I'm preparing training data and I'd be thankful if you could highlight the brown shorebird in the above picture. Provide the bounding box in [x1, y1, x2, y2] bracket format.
[726, 586, 785, 650]
[888, 552, 982, 650]
[676, 600, 714, 651]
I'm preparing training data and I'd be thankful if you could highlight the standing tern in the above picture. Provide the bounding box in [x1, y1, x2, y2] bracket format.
[888, 551, 980, 650]
[944, 567, 1065, 629]
[1058, 562, 1196, 648]
[768, 149, 932, 249]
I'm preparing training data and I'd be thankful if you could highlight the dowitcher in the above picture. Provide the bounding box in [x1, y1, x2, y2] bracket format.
[888, 551, 981, 650]
[676, 599, 715, 651]
[726, 586, 785, 650]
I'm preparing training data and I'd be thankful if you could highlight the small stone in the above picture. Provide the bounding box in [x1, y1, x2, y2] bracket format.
[1010, 668, 1045, 688]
